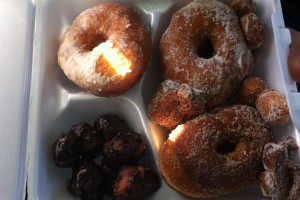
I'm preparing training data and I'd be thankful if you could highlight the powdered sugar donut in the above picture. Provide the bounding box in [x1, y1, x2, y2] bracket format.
[160, 0, 253, 109]
[58, 3, 151, 97]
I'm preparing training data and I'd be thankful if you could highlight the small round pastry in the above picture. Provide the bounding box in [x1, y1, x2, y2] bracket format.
[235, 76, 267, 106]
[113, 164, 161, 200]
[159, 105, 274, 198]
[102, 132, 146, 170]
[58, 3, 151, 97]
[256, 90, 290, 126]
[240, 12, 265, 49]
[259, 136, 300, 200]
[52, 122, 106, 167]
[93, 114, 130, 141]
[67, 160, 107, 199]
[148, 80, 205, 130]
[231, 0, 255, 17]
[160, 0, 252, 109]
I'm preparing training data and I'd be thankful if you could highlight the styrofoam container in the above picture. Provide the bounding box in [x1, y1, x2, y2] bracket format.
[25, 0, 300, 199]
[0, 0, 34, 199]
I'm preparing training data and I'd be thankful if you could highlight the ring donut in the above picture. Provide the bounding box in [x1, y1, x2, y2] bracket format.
[58, 3, 151, 97]
[159, 105, 274, 198]
[148, 0, 253, 128]
[160, 0, 253, 109]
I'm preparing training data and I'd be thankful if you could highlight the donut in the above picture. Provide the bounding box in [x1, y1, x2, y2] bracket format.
[160, 0, 253, 110]
[231, 0, 255, 17]
[235, 76, 267, 106]
[159, 105, 274, 198]
[113, 164, 161, 200]
[240, 12, 265, 49]
[148, 80, 205, 130]
[58, 3, 151, 97]
[255, 90, 290, 126]
[259, 136, 300, 200]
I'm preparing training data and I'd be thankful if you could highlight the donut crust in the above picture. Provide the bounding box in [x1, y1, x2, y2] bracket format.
[160, 0, 253, 109]
[58, 3, 151, 97]
[159, 105, 274, 198]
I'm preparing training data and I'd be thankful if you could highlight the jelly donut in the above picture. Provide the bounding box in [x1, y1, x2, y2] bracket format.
[255, 90, 290, 126]
[159, 105, 274, 198]
[58, 3, 151, 97]
[240, 12, 265, 49]
[160, 0, 253, 110]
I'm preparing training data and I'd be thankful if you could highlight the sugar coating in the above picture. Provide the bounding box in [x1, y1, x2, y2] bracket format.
[240, 12, 265, 49]
[256, 90, 290, 126]
[159, 105, 274, 198]
[160, 0, 253, 108]
[231, 0, 255, 17]
[148, 79, 205, 130]
[57, 3, 151, 97]
[259, 136, 300, 200]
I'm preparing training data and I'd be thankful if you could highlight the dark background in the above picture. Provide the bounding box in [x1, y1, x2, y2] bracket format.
[281, 0, 300, 91]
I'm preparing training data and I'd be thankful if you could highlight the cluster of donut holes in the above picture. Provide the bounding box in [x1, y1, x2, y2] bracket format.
[232, 0, 265, 49]
[235, 76, 290, 126]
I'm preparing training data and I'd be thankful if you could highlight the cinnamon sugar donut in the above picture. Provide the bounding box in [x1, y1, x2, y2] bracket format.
[259, 136, 300, 200]
[58, 3, 151, 97]
[231, 0, 255, 17]
[160, 0, 253, 109]
[240, 12, 265, 49]
[235, 76, 267, 106]
[148, 80, 205, 130]
[256, 90, 290, 126]
[159, 105, 274, 198]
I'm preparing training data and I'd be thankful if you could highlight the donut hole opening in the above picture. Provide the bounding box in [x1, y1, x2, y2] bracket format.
[197, 38, 214, 59]
[83, 34, 108, 52]
[216, 141, 236, 155]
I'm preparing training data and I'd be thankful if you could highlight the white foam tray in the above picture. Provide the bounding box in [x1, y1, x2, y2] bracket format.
[0, 0, 33, 199]
[12, 0, 299, 199]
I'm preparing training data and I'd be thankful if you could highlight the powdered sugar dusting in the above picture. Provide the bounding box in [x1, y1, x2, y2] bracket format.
[57, 3, 151, 96]
[59, 39, 116, 87]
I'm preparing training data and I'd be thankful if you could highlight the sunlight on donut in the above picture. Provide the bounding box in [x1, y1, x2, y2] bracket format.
[94, 41, 131, 76]
[169, 125, 185, 142]
[103, 47, 131, 76]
